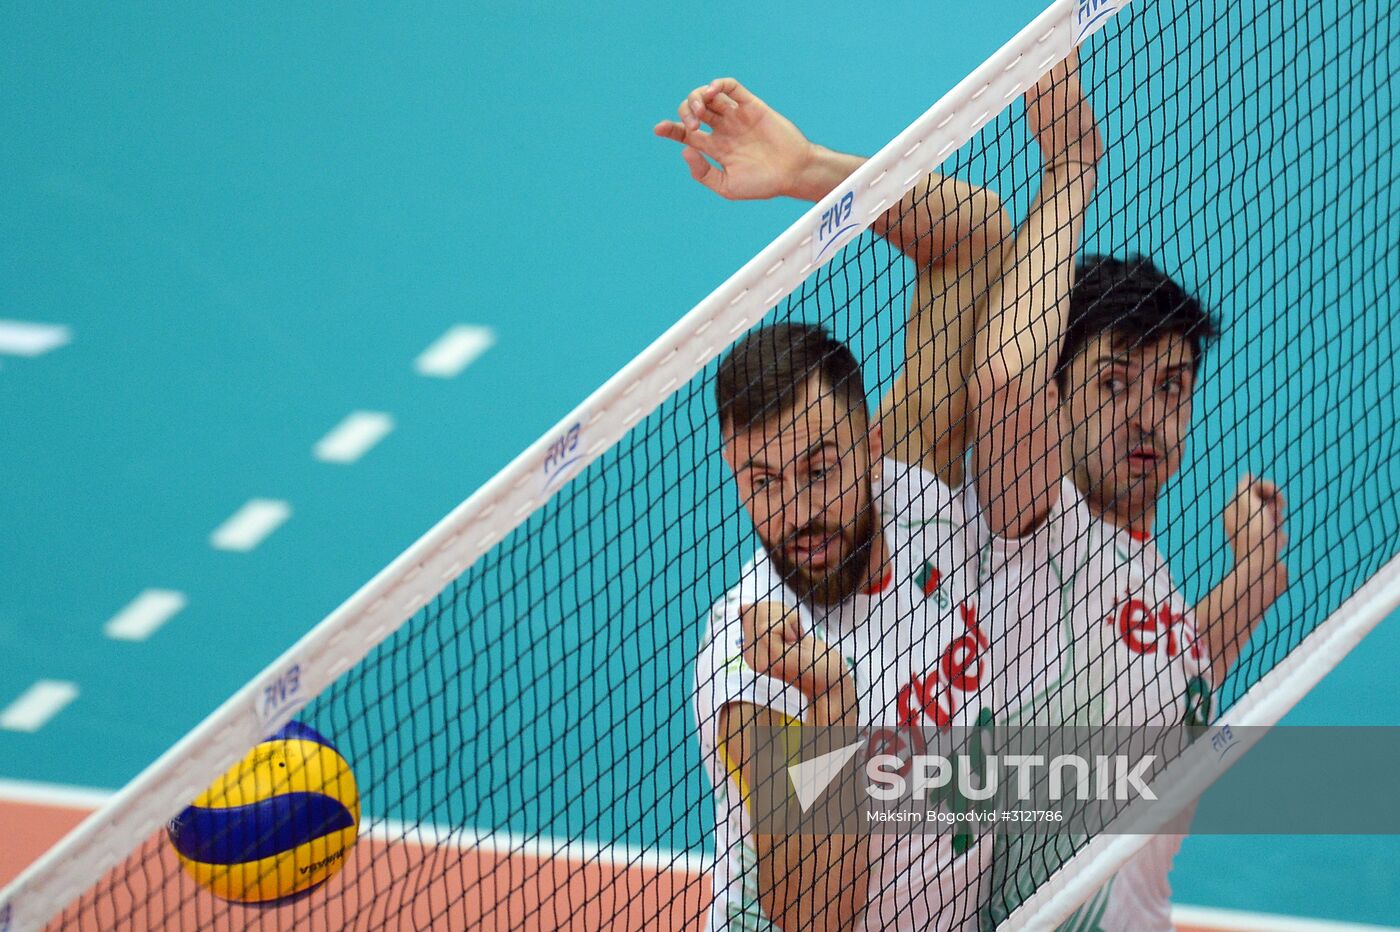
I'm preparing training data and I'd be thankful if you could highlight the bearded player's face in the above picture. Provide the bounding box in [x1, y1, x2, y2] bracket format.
[1060, 332, 1196, 516]
[723, 375, 882, 607]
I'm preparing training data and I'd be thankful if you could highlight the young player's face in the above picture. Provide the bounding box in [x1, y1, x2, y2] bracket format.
[723, 375, 882, 606]
[1060, 332, 1196, 516]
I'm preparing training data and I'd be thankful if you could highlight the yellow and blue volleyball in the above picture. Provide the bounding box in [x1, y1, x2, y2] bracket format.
[165, 721, 360, 904]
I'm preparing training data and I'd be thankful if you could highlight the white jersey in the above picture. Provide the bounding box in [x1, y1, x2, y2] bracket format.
[967, 477, 1213, 931]
[695, 459, 990, 931]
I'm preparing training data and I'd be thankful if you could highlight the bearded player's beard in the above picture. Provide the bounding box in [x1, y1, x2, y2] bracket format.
[766, 479, 881, 608]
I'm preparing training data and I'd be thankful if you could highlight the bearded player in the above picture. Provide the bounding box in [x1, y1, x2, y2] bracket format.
[671, 58, 1103, 929]
[662, 59, 1286, 932]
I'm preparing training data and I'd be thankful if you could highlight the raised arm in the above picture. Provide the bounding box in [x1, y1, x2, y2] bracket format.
[655, 78, 1010, 479]
[1195, 475, 1289, 685]
[654, 77, 1006, 266]
[968, 52, 1103, 538]
[717, 602, 868, 930]
[881, 231, 1009, 483]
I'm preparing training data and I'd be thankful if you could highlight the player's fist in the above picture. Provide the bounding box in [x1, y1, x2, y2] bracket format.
[1223, 474, 1289, 601]
[1024, 49, 1103, 172]
[652, 78, 815, 201]
[739, 601, 850, 699]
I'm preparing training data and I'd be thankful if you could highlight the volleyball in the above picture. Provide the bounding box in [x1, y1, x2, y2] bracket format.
[165, 721, 360, 904]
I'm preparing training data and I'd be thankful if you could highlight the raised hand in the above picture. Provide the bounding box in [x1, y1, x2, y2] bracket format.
[1023, 49, 1104, 171]
[1223, 474, 1289, 603]
[653, 78, 817, 201]
[739, 602, 851, 700]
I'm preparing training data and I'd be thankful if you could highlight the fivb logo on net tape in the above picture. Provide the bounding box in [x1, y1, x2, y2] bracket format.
[813, 190, 858, 264]
[257, 659, 308, 733]
[1072, 0, 1125, 45]
[542, 421, 584, 492]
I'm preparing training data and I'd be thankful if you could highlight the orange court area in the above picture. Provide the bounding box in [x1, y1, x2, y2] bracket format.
[1, 798, 710, 930]
[0, 797, 1279, 931]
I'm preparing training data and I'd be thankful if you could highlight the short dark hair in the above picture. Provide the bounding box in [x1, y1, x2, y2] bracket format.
[715, 322, 868, 432]
[1054, 254, 1219, 393]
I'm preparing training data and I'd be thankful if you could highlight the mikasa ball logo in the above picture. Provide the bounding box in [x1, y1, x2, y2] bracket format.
[298, 849, 347, 876]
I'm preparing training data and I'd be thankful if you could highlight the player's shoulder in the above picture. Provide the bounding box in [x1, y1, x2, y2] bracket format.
[880, 456, 964, 527]
[694, 580, 747, 721]
[965, 473, 1091, 560]
[697, 552, 782, 664]
[701, 586, 741, 638]
[963, 472, 1085, 523]
[1050, 476, 1095, 546]
[694, 552, 808, 733]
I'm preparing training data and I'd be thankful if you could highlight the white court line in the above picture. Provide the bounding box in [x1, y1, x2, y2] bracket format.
[1171, 905, 1399, 932]
[0, 778, 111, 811]
[0, 682, 78, 733]
[103, 589, 187, 642]
[367, 817, 711, 878]
[0, 320, 71, 357]
[0, 779, 709, 877]
[210, 499, 291, 552]
[314, 411, 395, 464]
[414, 325, 495, 378]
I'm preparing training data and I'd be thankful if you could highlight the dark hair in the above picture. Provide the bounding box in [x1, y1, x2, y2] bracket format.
[714, 322, 868, 432]
[1054, 254, 1219, 393]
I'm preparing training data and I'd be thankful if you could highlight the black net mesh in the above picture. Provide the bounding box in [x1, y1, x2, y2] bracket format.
[39, 0, 1398, 928]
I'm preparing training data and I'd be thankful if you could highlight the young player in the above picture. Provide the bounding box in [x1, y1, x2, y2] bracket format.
[673, 57, 1104, 929]
[963, 253, 1289, 928]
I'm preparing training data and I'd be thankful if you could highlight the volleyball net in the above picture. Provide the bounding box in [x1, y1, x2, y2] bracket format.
[3, 0, 1398, 929]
